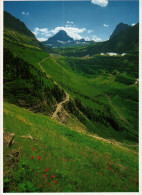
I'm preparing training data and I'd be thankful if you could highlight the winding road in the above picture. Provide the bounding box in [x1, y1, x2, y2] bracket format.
[38, 57, 70, 120]
[37, 57, 137, 153]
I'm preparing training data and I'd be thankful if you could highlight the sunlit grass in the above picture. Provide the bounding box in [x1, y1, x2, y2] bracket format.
[4, 102, 138, 192]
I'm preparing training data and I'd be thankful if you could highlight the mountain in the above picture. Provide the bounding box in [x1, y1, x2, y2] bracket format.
[48, 30, 74, 43]
[57, 23, 139, 57]
[42, 30, 74, 47]
[42, 30, 94, 48]
[4, 11, 50, 52]
[4, 11, 35, 38]
[110, 23, 130, 39]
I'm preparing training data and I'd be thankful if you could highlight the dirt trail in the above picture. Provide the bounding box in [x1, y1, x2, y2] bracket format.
[38, 57, 70, 119]
[38, 57, 49, 78]
[38, 58, 137, 154]
[52, 92, 70, 119]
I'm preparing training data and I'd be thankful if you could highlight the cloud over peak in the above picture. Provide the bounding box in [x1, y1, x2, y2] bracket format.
[91, 0, 108, 7]
[51, 26, 86, 40]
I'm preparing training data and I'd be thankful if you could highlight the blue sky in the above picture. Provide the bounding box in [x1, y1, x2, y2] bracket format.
[4, 0, 139, 42]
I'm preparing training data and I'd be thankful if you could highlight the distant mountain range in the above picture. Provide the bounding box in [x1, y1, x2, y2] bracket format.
[42, 22, 137, 49]
[57, 22, 139, 57]
[42, 30, 94, 48]
[4, 11, 139, 55]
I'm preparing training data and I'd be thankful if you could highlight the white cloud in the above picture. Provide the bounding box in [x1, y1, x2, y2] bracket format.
[50, 26, 86, 40]
[88, 30, 94, 33]
[37, 38, 47, 42]
[84, 35, 102, 42]
[92, 35, 102, 42]
[32, 27, 52, 37]
[103, 24, 108, 27]
[84, 37, 91, 41]
[33, 24, 102, 42]
[132, 23, 135, 26]
[91, 0, 108, 7]
[21, 11, 29, 15]
[67, 21, 74, 24]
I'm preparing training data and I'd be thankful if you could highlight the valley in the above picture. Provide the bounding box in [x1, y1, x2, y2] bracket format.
[3, 10, 139, 193]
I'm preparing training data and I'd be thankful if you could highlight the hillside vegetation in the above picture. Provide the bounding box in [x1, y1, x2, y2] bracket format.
[3, 11, 139, 192]
[4, 102, 138, 192]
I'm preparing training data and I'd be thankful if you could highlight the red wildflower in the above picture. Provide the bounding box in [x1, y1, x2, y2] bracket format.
[31, 155, 34, 159]
[41, 185, 43, 188]
[33, 148, 35, 150]
[38, 156, 42, 160]
[44, 168, 49, 172]
[43, 174, 47, 178]
[55, 180, 58, 184]
[97, 172, 102, 176]
[52, 175, 55, 178]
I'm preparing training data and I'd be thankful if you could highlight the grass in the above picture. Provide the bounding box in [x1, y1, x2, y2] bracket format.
[4, 38, 49, 71]
[39, 56, 138, 143]
[3, 16, 139, 193]
[4, 102, 138, 192]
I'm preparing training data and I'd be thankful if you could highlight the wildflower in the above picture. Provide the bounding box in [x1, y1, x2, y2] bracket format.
[33, 148, 35, 150]
[38, 156, 42, 160]
[43, 174, 47, 178]
[44, 168, 49, 172]
[41, 185, 43, 188]
[31, 155, 34, 159]
[97, 172, 102, 176]
[55, 180, 58, 184]
[52, 175, 55, 178]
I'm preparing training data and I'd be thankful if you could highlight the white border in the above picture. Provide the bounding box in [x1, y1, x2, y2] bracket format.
[1, 0, 141, 195]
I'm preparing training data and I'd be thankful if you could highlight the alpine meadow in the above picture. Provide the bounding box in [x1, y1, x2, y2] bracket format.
[3, 0, 139, 193]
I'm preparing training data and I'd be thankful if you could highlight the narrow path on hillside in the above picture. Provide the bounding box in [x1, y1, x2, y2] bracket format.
[106, 94, 132, 127]
[38, 57, 70, 119]
[38, 58, 137, 153]
[38, 57, 49, 78]
[52, 92, 70, 119]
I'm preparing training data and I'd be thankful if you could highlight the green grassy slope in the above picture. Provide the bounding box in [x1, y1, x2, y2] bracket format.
[39, 55, 138, 143]
[4, 27, 66, 115]
[4, 102, 138, 192]
[3, 11, 139, 193]
[4, 48, 66, 115]
[4, 11, 51, 52]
